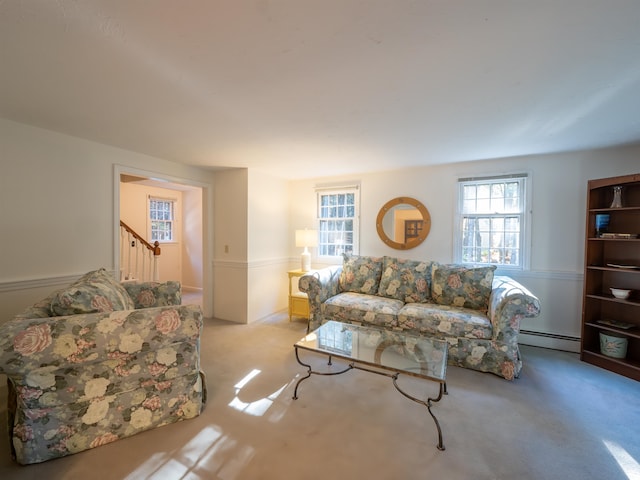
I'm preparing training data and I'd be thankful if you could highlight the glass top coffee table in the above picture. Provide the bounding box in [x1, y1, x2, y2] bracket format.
[293, 320, 448, 450]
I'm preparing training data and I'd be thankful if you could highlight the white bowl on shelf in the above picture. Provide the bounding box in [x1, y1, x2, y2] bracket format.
[610, 288, 631, 300]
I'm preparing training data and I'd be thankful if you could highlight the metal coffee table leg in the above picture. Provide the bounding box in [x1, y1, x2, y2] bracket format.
[392, 375, 447, 451]
[292, 346, 353, 400]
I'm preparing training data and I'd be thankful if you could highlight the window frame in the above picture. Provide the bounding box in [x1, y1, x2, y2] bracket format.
[149, 196, 176, 243]
[315, 185, 360, 262]
[454, 174, 531, 270]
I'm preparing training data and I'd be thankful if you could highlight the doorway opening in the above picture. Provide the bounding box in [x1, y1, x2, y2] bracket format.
[114, 167, 207, 313]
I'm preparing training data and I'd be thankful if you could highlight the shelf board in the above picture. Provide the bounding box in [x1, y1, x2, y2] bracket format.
[589, 206, 640, 212]
[588, 237, 640, 242]
[587, 265, 640, 273]
[585, 322, 640, 340]
[586, 294, 640, 306]
[582, 349, 640, 375]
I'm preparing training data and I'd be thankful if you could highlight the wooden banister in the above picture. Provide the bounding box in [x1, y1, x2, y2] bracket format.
[120, 220, 161, 256]
[119, 221, 161, 281]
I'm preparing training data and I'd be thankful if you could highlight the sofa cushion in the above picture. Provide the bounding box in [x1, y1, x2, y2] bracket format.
[377, 257, 433, 303]
[123, 281, 182, 308]
[398, 303, 492, 339]
[323, 292, 404, 329]
[431, 264, 496, 313]
[339, 254, 384, 294]
[50, 268, 135, 316]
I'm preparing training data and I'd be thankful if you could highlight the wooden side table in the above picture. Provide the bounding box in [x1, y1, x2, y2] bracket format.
[288, 269, 312, 322]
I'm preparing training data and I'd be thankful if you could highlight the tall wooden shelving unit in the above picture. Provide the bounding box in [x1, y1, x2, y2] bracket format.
[581, 173, 640, 381]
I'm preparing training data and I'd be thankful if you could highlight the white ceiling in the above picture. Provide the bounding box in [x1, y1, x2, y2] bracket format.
[2, 1, 640, 179]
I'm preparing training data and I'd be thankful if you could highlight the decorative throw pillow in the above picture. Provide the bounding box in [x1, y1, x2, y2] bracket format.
[50, 268, 135, 316]
[339, 254, 384, 294]
[377, 257, 433, 303]
[431, 264, 496, 312]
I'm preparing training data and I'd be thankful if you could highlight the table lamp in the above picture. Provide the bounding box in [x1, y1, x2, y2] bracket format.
[295, 229, 317, 271]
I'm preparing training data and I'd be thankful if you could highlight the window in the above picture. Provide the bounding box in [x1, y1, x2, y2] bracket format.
[455, 174, 529, 269]
[149, 197, 175, 242]
[317, 186, 359, 259]
[404, 220, 424, 239]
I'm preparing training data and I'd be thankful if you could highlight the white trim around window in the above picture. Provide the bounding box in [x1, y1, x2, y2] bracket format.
[149, 196, 177, 243]
[315, 184, 360, 261]
[454, 173, 532, 270]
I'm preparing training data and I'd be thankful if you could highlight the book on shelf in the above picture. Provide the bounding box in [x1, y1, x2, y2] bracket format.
[606, 263, 640, 269]
[597, 319, 636, 330]
[599, 232, 639, 239]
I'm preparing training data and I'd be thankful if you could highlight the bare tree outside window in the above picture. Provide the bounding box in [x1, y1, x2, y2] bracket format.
[457, 176, 527, 268]
[317, 188, 359, 259]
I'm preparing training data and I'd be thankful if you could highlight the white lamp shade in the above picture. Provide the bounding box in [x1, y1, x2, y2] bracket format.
[295, 229, 318, 248]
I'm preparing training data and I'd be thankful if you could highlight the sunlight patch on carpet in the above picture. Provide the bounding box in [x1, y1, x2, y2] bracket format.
[228, 369, 289, 417]
[603, 439, 640, 480]
[123, 425, 255, 480]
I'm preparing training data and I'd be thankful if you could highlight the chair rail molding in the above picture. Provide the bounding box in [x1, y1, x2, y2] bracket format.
[0, 271, 118, 293]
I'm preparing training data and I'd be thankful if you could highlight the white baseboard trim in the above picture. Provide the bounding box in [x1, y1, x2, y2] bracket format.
[519, 329, 581, 353]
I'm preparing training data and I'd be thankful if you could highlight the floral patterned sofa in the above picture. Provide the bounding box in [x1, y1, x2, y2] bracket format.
[299, 255, 541, 380]
[0, 268, 206, 465]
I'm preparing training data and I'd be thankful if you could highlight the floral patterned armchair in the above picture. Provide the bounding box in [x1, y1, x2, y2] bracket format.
[0, 269, 206, 465]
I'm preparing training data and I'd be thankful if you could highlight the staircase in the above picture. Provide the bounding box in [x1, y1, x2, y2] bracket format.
[119, 220, 161, 282]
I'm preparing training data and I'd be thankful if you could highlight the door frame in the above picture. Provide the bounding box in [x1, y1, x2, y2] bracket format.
[113, 164, 213, 317]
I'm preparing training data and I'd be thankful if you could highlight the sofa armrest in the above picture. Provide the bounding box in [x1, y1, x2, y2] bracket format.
[489, 276, 541, 344]
[0, 304, 202, 377]
[298, 265, 343, 331]
[122, 280, 182, 308]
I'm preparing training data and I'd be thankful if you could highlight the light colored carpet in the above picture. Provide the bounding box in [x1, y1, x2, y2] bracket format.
[1, 312, 639, 480]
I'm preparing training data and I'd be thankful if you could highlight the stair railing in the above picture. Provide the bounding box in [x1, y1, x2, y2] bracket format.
[119, 220, 161, 282]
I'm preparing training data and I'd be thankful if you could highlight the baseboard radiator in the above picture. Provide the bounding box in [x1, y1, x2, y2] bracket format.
[519, 329, 581, 353]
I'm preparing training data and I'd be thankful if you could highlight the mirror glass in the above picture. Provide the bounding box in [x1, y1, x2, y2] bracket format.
[376, 197, 431, 250]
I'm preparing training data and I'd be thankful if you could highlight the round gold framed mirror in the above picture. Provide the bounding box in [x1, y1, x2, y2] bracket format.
[376, 197, 431, 250]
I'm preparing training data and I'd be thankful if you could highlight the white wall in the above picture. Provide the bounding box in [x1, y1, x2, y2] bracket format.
[183, 188, 203, 290]
[213, 169, 249, 322]
[247, 169, 290, 322]
[211, 168, 291, 324]
[0, 118, 215, 322]
[289, 145, 640, 351]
